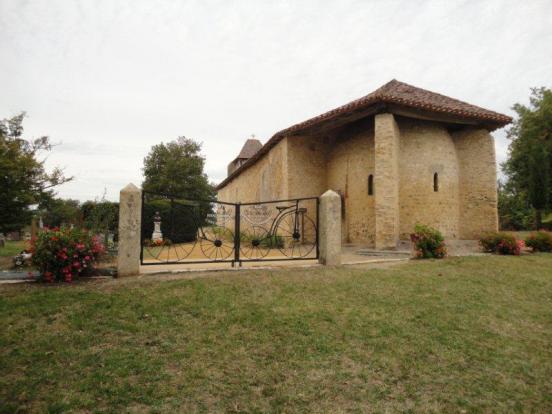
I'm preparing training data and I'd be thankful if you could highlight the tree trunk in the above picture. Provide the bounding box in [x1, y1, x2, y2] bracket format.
[535, 209, 542, 230]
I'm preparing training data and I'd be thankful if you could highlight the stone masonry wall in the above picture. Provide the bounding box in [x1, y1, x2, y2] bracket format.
[286, 135, 328, 199]
[217, 135, 329, 203]
[218, 116, 499, 246]
[453, 128, 499, 238]
[217, 138, 288, 203]
[326, 127, 375, 244]
[397, 117, 460, 239]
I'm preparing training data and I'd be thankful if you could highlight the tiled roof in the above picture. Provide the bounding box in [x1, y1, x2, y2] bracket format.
[236, 138, 262, 159]
[216, 79, 512, 190]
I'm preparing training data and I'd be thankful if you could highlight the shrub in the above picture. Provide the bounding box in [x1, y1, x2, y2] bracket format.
[479, 232, 524, 255]
[262, 234, 284, 249]
[31, 227, 105, 282]
[479, 233, 506, 253]
[525, 231, 552, 252]
[410, 224, 447, 259]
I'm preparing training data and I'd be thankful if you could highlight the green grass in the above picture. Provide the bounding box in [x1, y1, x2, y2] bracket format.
[0, 240, 28, 270]
[1, 256, 552, 412]
[0, 240, 27, 257]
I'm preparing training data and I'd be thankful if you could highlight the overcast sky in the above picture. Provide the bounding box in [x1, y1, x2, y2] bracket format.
[1, 0, 551, 201]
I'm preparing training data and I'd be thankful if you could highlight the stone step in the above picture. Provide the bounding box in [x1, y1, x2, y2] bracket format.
[354, 249, 411, 257]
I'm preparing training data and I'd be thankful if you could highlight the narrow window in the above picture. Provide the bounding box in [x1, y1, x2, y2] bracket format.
[433, 173, 439, 192]
[368, 174, 374, 196]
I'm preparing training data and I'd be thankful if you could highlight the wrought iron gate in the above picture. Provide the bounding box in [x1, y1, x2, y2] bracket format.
[140, 191, 319, 266]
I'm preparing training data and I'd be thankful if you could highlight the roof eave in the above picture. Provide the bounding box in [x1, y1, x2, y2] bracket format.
[216, 92, 512, 191]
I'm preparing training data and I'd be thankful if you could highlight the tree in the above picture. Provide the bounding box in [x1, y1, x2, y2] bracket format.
[503, 88, 552, 228]
[80, 198, 119, 241]
[497, 181, 534, 230]
[142, 136, 214, 200]
[40, 198, 81, 228]
[0, 113, 72, 233]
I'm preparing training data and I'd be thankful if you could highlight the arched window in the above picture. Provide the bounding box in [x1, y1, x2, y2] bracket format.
[368, 174, 374, 195]
[433, 173, 439, 192]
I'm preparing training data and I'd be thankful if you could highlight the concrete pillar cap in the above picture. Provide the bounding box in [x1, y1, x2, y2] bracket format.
[321, 189, 340, 199]
[121, 183, 140, 193]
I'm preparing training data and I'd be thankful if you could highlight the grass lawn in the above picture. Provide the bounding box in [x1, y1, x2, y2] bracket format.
[0, 240, 27, 257]
[1, 256, 551, 412]
[0, 240, 28, 270]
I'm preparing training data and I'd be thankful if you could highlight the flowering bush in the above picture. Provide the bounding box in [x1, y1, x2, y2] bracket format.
[525, 231, 552, 252]
[410, 224, 447, 259]
[479, 232, 524, 255]
[144, 238, 172, 247]
[31, 227, 105, 282]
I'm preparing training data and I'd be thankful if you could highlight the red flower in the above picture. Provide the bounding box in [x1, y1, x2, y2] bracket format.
[44, 271, 53, 282]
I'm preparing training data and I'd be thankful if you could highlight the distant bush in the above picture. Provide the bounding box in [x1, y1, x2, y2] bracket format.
[525, 231, 552, 252]
[479, 232, 524, 255]
[542, 213, 552, 231]
[80, 199, 119, 240]
[31, 227, 105, 282]
[263, 234, 284, 249]
[239, 232, 284, 249]
[410, 224, 446, 259]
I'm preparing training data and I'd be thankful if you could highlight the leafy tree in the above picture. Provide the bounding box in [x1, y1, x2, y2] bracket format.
[40, 198, 81, 228]
[80, 193, 119, 242]
[497, 181, 534, 230]
[0, 113, 72, 233]
[142, 136, 214, 200]
[503, 88, 552, 228]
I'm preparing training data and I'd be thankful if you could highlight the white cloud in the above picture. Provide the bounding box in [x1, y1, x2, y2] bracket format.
[0, 0, 551, 200]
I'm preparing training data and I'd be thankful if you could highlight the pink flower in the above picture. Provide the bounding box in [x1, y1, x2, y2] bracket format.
[517, 240, 525, 248]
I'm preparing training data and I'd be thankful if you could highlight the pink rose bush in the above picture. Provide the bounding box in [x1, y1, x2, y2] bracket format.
[31, 227, 105, 282]
[479, 232, 524, 255]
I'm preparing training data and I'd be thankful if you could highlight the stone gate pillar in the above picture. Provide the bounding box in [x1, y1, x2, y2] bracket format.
[117, 183, 142, 276]
[319, 190, 342, 265]
[374, 113, 400, 249]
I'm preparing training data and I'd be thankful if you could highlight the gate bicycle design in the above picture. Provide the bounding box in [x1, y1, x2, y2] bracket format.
[239, 200, 317, 260]
[140, 191, 318, 266]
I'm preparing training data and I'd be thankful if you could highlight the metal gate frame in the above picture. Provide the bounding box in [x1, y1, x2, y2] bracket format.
[140, 191, 319, 266]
